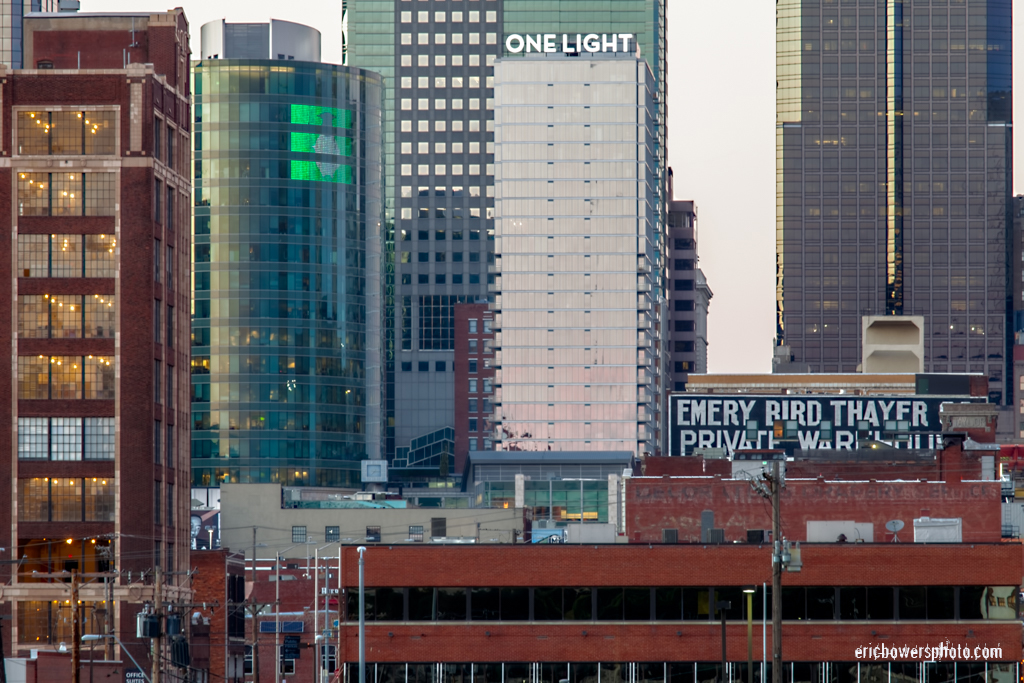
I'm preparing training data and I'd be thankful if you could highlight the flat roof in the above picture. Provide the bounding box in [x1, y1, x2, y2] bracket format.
[466, 450, 634, 466]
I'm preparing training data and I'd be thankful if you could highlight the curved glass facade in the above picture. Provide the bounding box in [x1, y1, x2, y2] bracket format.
[191, 60, 383, 487]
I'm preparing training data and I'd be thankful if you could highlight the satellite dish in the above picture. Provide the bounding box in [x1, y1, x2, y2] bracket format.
[885, 520, 905, 533]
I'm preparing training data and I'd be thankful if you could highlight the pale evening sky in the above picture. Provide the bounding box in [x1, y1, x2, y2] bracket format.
[84, 0, 1024, 373]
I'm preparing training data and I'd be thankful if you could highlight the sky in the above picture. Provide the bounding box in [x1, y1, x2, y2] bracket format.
[86, 0, 1024, 373]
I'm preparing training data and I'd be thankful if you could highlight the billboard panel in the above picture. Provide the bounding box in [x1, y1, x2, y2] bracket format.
[668, 394, 979, 456]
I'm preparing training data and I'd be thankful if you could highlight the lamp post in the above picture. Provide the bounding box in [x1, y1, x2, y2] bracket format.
[742, 586, 756, 683]
[715, 598, 731, 683]
[82, 634, 101, 683]
[312, 543, 335, 683]
[357, 547, 367, 683]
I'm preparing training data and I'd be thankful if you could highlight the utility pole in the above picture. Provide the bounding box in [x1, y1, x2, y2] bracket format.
[104, 576, 114, 660]
[770, 461, 782, 683]
[72, 570, 81, 683]
[152, 567, 162, 683]
[252, 527, 260, 683]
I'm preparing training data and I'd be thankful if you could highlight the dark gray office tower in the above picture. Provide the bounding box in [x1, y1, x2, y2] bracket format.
[776, 0, 1011, 404]
[666, 172, 712, 393]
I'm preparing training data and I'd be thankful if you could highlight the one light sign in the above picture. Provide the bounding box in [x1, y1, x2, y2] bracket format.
[504, 33, 635, 55]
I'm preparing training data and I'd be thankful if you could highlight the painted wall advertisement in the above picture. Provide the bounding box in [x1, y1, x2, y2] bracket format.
[669, 394, 976, 456]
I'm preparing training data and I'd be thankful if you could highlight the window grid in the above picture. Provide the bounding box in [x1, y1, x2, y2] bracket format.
[84, 418, 115, 460]
[17, 418, 48, 459]
[16, 173, 116, 216]
[50, 417, 83, 461]
[292, 526, 307, 543]
[17, 110, 117, 156]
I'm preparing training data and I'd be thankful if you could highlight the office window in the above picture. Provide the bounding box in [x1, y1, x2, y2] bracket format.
[154, 481, 162, 523]
[292, 526, 307, 543]
[435, 361, 446, 372]
[154, 360, 162, 403]
[402, 362, 412, 372]
[154, 239, 161, 282]
[18, 296, 49, 338]
[325, 526, 340, 543]
[50, 418, 82, 461]
[154, 117, 162, 160]
[52, 235, 83, 277]
[167, 483, 174, 527]
[409, 526, 424, 542]
[469, 319, 478, 334]
[84, 418, 115, 460]
[166, 305, 174, 348]
[50, 356, 81, 400]
[166, 247, 174, 289]
[85, 295, 115, 338]
[154, 301, 162, 342]
[166, 425, 173, 467]
[469, 360, 478, 373]
[469, 379, 478, 393]
[16, 172, 115, 216]
[366, 526, 382, 543]
[84, 355, 114, 399]
[166, 124, 174, 168]
[155, 421, 162, 464]
[418, 361, 429, 372]
[18, 235, 48, 277]
[166, 365, 174, 410]
[469, 418, 478, 432]
[52, 478, 83, 521]
[85, 235, 117, 277]
[18, 418, 48, 459]
[17, 110, 116, 156]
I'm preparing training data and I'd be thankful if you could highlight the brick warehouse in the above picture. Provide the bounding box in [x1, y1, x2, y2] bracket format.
[626, 438, 1001, 544]
[0, 6, 193, 678]
[324, 544, 1021, 683]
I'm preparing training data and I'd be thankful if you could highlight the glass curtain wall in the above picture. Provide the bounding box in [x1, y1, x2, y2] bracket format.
[191, 61, 383, 487]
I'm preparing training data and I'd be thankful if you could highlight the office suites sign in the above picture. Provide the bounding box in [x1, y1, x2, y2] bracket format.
[505, 33, 636, 54]
[669, 394, 971, 456]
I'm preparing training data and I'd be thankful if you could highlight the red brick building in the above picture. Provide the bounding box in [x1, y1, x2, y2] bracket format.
[628, 440, 1001, 544]
[454, 303, 495, 475]
[331, 544, 1022, 681]
[189, 550, 247, 683]
[0, 6, 193, 675]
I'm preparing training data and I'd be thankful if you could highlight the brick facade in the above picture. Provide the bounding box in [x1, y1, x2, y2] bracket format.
[0, 9, 192, 676]
[330, 544, 1022, 665]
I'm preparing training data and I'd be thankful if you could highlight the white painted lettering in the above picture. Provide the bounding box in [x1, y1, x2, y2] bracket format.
[830, 401, 845, 426]
[708, 399, 722, 426]
[879, 400, 895, 420]
[677, 400, 690, 426]
[766, 401, 781, 423]
[723, 400, 739, 427]
[863, 401, 879, 427]
[798, 431, 820, 449]
[836, 431, 855, 450]
[698, 430, 715, 448]
[912, 401, 928, 427]
[791, 401, 806, 426]
[848, 400, 863, 426]
[807, 400, 822, 426]
[896, 401, 910, 420]
[692, 400, 707, 425]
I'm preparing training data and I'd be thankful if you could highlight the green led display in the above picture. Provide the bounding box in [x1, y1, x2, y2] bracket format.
[291, 161, 353, 184]
[290, 104, 354, 129]
[289, 125, 355, 184]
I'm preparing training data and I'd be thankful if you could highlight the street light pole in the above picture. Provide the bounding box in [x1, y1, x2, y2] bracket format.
[357, 547, 366, 683]
[275, 553, 281, 683]
[715, 597, 730, 683]
[743, 586, 756, 683]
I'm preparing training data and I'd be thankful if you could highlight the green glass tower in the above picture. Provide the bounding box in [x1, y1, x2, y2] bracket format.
[191, 21, 384, 488]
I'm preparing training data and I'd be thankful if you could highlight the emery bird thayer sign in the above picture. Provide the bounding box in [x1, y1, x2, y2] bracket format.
[669, 394, 976, 456]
